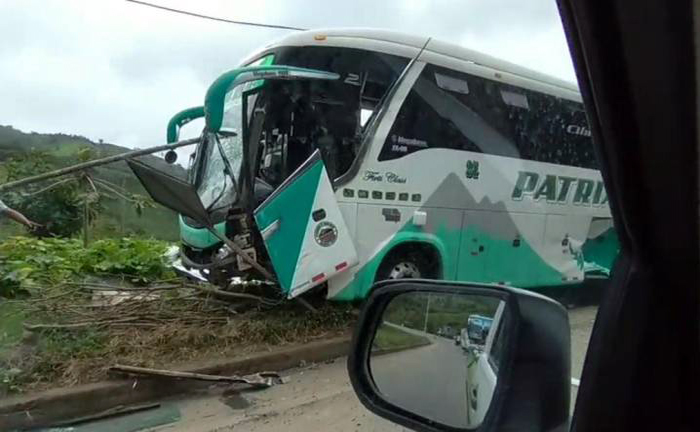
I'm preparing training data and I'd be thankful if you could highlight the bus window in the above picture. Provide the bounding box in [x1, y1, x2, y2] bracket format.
[275, 46, 409, 178]
[359, 108, 373, 127]
[519, 95, 596, 169]
[379, 64, 520, 161]
[379, 64, 597, 170]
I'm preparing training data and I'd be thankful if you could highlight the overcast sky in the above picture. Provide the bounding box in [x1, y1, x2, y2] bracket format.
[1, 0, 575, 162]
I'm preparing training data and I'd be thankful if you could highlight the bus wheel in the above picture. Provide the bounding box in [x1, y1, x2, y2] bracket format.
[376, 253, 425, 281]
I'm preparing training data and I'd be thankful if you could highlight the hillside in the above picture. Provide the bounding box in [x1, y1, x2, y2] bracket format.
[0, 125, 190, 241]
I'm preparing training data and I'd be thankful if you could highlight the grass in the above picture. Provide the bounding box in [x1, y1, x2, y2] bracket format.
[372, 324, 431, 352]
[96, 201, 180, 241]
[0, 220, 23, 242]
[0, 302, 25, 350]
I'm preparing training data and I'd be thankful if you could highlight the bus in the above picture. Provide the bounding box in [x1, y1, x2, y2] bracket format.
[131, 28, 619, 302]
[466, 315, 494, 345]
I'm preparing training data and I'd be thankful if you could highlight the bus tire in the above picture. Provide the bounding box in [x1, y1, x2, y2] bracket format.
[375, 244, 439, 282]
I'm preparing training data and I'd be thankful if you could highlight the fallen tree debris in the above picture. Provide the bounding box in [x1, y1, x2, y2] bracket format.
[109, 364, 281, 388]
[72, 281, 182, 291]
[191, 282, 275, 304]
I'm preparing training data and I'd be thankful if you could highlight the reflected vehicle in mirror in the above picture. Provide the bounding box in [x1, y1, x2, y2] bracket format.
[467, 314, 494, 345]
[348, 279, 570, 432]
[129, 29, 618, 305]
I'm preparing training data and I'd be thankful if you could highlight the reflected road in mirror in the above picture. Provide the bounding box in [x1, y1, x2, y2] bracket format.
[371, 323, 469, 427]
[369, 292, 505, 429]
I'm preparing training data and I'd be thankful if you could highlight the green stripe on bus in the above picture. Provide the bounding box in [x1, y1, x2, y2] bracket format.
[179, 216, 226, 250]
[332, 222, 570, 301]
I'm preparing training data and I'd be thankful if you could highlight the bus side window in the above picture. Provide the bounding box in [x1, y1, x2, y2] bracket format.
[378, 65, 520, 162]
[378, 71, 482, 161]
[378, 64, 597, 170]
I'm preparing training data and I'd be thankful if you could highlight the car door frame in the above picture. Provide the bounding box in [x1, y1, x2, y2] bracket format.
[467, 301, 506, 426]
[556, 1, 700, 431]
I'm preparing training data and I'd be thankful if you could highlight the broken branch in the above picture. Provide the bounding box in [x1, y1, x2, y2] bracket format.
[109, 364, 280, 388]
[191, 283, 275, 304]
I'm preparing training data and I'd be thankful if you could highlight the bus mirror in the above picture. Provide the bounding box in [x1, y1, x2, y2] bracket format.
[167, 106, 205, 144]
[348, 280, 571, 432]
[204, 65, 340, 133]
[164, 150, 178, 164]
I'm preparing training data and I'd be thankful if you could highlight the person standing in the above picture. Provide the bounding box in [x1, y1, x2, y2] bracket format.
[0, 198, 39, 229]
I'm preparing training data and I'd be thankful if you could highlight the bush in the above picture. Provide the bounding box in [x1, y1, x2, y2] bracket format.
[3, 152, 86, 237]
[0, 236, 174, 297]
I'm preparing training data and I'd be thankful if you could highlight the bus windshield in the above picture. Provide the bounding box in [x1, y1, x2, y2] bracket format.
[196, 82, 248, 210]
[196, 132, 240, 211]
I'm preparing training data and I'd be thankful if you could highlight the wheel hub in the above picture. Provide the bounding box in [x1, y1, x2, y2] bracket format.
[388, 261, 421, 279]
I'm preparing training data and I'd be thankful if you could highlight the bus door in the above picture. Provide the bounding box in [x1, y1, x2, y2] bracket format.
[254, 150, 358, 298]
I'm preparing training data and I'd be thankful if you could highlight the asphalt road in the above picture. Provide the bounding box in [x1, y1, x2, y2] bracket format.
[78, 306, 597, 432]
[371, 336, 469, 428]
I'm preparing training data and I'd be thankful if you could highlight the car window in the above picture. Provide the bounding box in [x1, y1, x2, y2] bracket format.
[0, 1, 609, 431]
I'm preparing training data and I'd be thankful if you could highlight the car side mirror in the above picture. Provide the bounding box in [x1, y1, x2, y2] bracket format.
[347, 280, 570, 432]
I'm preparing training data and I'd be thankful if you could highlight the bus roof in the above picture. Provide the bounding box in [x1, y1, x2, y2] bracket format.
[242, 28, 579, 95]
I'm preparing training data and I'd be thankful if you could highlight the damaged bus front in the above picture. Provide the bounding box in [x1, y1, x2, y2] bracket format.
[131, 64, 372, 298]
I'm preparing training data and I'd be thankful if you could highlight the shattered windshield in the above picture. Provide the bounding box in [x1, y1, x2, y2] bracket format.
[196, 133, 238, 210]
[196, 84, 246, 210]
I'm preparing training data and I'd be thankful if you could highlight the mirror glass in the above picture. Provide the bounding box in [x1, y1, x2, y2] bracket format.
[369, 292, 508, 429]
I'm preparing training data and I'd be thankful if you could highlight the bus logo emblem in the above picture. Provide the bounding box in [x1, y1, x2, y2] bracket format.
[466, 160, 480, 179]
[314, 221, 338, 247]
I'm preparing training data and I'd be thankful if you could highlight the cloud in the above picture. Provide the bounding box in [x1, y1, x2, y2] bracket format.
[0, 0, 575, 159]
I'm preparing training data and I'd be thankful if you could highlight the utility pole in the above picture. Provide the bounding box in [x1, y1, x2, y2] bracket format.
[0, 138, 198, 192]
[423, 293, 432, 333]
[83, 179, 90, 248]
[120, 178, 127, 235]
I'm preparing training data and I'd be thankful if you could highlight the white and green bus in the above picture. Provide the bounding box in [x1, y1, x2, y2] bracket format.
[134, 28, 618, 302]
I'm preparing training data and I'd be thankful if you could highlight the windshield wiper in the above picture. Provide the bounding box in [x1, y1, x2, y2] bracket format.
[207, 174, 230, 210]
[203, 134, 238, 211]
[214, 134, 238, 190]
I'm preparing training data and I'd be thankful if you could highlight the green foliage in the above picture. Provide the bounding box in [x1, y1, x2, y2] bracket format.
[3, 151, 85, 237]
[372, 324, 430, 351]
[41, 329, 106, 359]
[0, 236, 175, 296]
[81, 238, 174, 283]
[0, 367, 23, 394]
[0, 125, 186, 241]
[383, 292, 500, 336]
[0, 303, 25, 349]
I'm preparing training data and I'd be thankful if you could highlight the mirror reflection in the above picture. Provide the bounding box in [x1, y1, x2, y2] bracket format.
[369, 292, 507, 429]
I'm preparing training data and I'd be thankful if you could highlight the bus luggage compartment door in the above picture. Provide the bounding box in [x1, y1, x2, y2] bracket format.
[254, 150, 358, 298]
